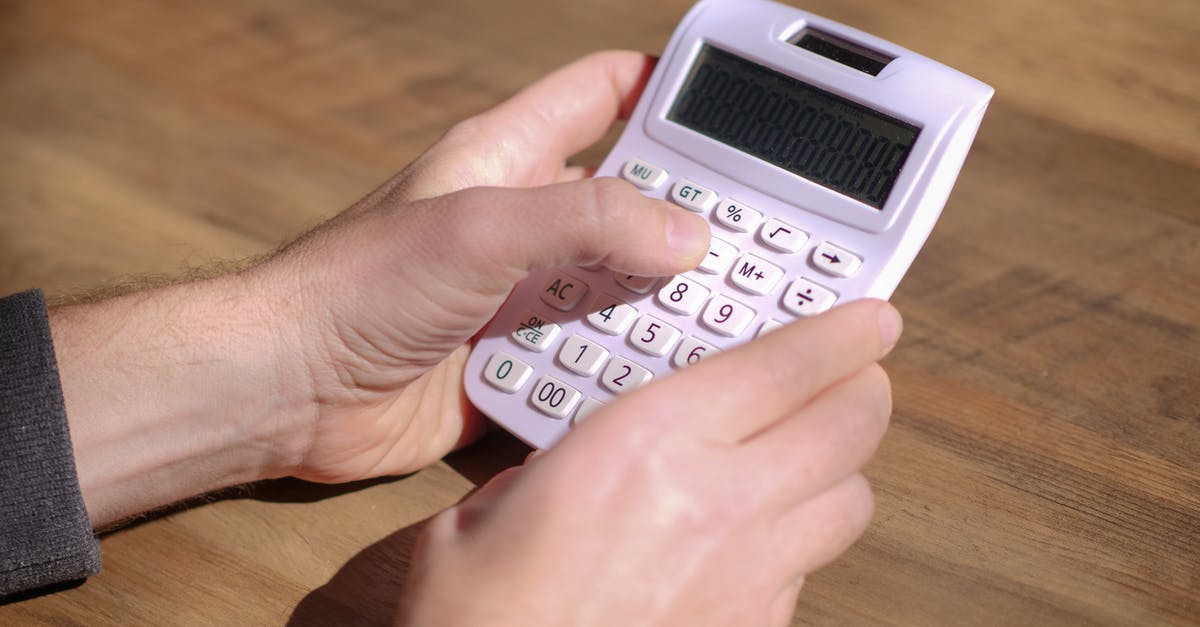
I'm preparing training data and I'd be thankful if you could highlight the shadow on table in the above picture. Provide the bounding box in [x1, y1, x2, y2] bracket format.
[285, 431, 530, 626]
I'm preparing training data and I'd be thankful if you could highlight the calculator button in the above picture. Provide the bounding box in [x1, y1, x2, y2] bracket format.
[670, 178, 719, 213]
[811, 241, 863, 278]
[700, 294, 756, 338]
[483, 352, 533, 393]
[657, 275, 710, 316]
[539, 272, 589, 311]
[600, 356, 653, 394]
[629, 314, 682, 357]
[757, 319, 784, 337]
[615, 273, 658, 294]
[586, 293, 638, 336]
[573, 397, 606, 425]
[511, 311, 561, 352]
[698, 237, 738, 275]
[620, 158, 668, 190]
[715, 198, 763, 233]
[672, 336, 719, 368]
[530, 375, 583, 419]
[557, 334, 609, 376]
[760, 218, 809, 253]
[782, 278, 838, 316]
[730, 254, 785, 296]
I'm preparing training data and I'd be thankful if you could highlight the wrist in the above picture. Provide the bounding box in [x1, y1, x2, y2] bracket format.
[52, 272, 315, 528]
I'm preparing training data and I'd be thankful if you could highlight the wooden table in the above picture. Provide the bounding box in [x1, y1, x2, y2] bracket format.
[2, 0, 1197, 624]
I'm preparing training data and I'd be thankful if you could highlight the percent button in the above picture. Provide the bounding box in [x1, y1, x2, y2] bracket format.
[715, 198, 763, 233]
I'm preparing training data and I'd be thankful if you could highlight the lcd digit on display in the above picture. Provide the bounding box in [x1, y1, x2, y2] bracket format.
[667, 45, 920, 209]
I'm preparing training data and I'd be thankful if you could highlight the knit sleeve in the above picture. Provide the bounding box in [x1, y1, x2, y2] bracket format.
[0, 289, 101, 596]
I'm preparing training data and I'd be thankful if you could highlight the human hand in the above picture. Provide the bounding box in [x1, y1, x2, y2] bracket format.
[247, 51, 711, 482]
[53, 51, 707, 528]
[399, 299, 900, 627]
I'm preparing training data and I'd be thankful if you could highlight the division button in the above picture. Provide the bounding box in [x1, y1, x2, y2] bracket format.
[781, 278, 838, 316]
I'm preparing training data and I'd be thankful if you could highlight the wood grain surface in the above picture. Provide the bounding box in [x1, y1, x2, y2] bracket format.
[2, 0, 1197, 625]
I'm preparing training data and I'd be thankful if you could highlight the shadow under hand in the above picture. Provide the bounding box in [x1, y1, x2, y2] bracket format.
[287, 430, 531, 626]
[287, 516, 430, 627]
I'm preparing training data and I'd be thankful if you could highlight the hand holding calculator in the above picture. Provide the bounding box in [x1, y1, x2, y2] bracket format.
[465, 0, 992, 449]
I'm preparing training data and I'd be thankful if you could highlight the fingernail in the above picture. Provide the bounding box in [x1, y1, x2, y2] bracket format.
[666, 209, 710, 258]
[877, 303, 903, 349]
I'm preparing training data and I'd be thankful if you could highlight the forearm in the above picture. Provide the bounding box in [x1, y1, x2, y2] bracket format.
[50, 273, 312, 529]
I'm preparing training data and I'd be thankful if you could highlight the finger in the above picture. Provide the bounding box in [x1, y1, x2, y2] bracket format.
[404, 51, 656, 197]
[453, 465, 526, 529]
[766, 577, 804, 627]
[613, 299, 901, 444]
[428, 177, 709, 284]
[557, 165, 597, 183]
[739, 363, 892, 508]
[467, 51, 655, 178]
[773, 473, 875, 577]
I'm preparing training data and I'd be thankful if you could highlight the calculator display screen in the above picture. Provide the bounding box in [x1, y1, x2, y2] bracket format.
[667, 45, 920, 209]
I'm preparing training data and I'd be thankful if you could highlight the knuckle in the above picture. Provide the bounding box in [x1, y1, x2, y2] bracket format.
[842, 474, 876, 532]
[441, 115, 487, 149]
[861, 363, 894, 420]
[581, 177, 644, 239]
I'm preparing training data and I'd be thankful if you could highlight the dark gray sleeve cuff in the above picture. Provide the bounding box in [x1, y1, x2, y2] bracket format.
[0, 289, 101, 596]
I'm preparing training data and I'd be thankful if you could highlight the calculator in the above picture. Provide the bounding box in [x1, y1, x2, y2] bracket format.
[464, 0, 993, 450]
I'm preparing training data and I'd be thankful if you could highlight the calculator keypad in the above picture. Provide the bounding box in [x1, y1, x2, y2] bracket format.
[539, 272, 588, 311]
[760, 217, 809, 253]
[558, 334, 609, 376]
[615, 273, 658, 294]
[811, 241, 863, 278]
[480, 157, 873, 439]
[657, 275, 710, 316]
[671, 178, 720, 212]
[730, 254, 785, 296]
[530, 375, 582, 419]
[586, 293, 638, 336]
[698, 237, 738, 275]
[715, 198, 763, 233]
[700, 294, 756, 337]
[629, 314, 683, 357]
[600, 357, 653, 394]
[511, 311, 561, 352]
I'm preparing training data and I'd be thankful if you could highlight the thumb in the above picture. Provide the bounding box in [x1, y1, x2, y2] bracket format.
[431, 177, 710, 283]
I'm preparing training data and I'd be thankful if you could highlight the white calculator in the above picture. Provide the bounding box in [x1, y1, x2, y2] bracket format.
[464, 0, 993, 450]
